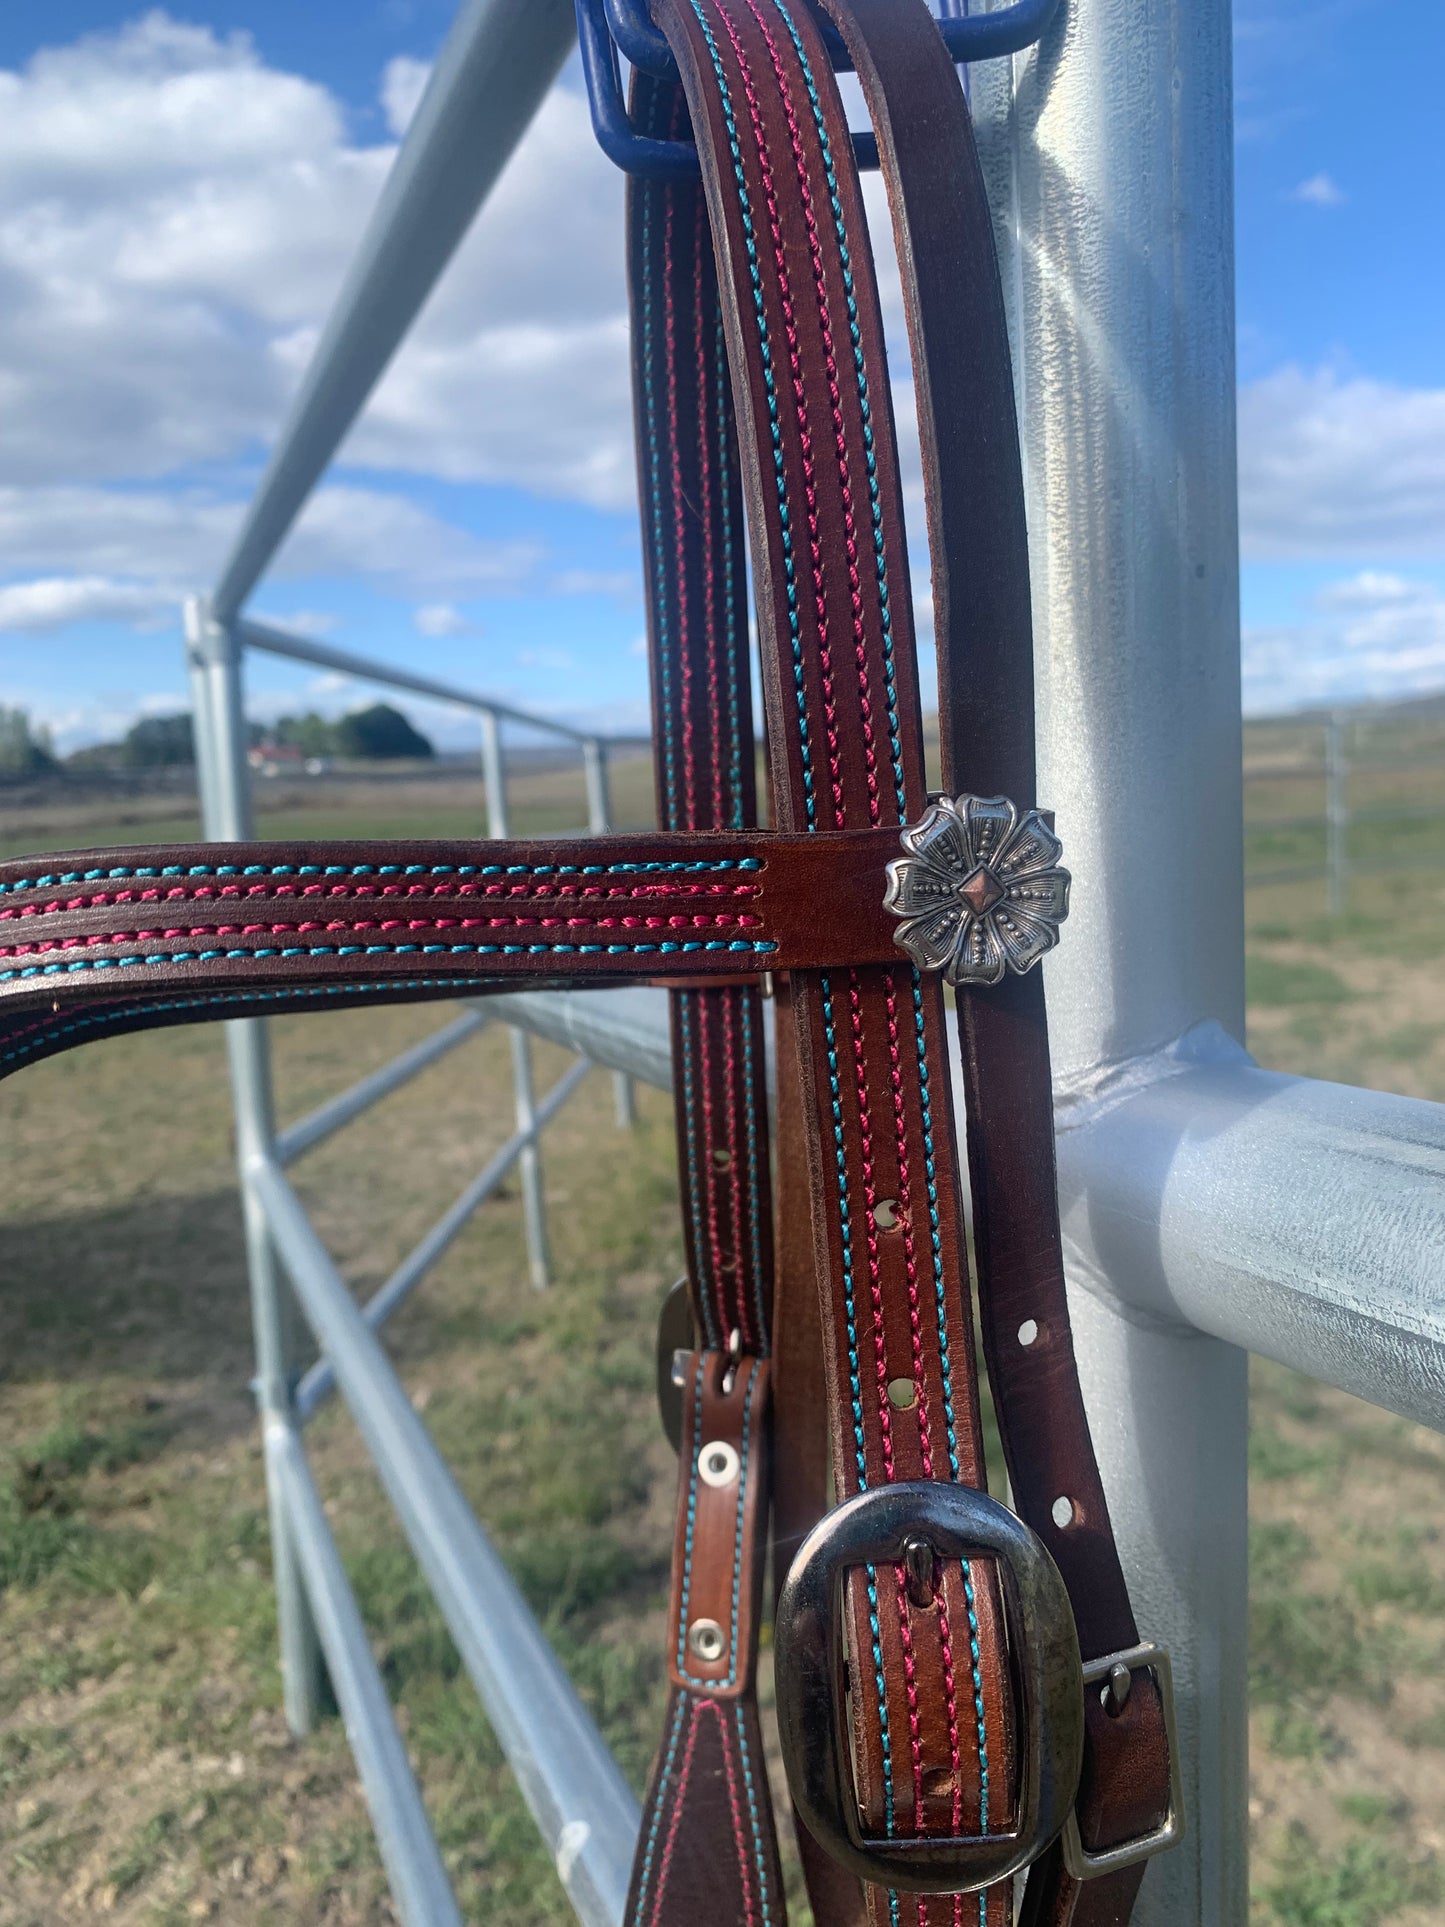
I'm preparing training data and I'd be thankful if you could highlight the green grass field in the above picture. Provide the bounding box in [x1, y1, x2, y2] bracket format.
[2, 712, 1443, 1925]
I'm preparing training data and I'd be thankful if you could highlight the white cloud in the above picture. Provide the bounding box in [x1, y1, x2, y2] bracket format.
[550, 567, 641, 600]
[381, 55, 430, 139]
[1317, 570, 1413, 609]
[0, 483, 539, 624]
[1239, 367, 1445, 561]
[1243, 571, 1445, 714]
[0, 15, 388, 489]
[1291, 172, 1345, 207]
[0, 574, 177, 633]
[515, 646, 577, 672]
[0, 16, 629, 507]
[266, 608, 338, 637]
[414, 602, 477, 638]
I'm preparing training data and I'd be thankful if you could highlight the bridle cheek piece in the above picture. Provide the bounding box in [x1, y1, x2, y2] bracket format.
[0, 0, 1182, 1920]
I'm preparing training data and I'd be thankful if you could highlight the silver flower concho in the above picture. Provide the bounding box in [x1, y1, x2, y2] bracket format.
[883, 794, 1071, 987]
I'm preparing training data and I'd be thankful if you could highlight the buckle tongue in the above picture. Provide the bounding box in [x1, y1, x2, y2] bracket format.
[1060, 1641, 1185, 1879]
[774, 1482, 1084, 1895]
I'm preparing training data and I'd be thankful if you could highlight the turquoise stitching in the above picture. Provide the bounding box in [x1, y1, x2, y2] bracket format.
[678, 997, 721, 1349]
[769, 0, 908, 824]
[638, 97, 680, 827]
[1, 937, 777, 982]
[734, 1702, 774, 1925]
[911, 976, 960, 1481]
[631, 1692, 689, 1920]
[722, 1361, 758, 1688]
[685, 0, 816, 827]
[674, 1355, 707, 1674]
[913, 968, 993, 1822]
[762, 0, 993, 1846]
[717, 308, 747, 831]
[740, 992, 767, 1355]
[865, 1564, 896, 1835]
[819, 975, 866, 1481]
[0, 857, 762, 896]
[960, 1554, 990, 1830]
[674, 1357, 755, 1692]
[822, 971, 894, 1833]
[0, 978, 498, 1072]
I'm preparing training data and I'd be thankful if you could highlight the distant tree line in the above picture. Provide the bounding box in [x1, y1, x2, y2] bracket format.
[0, 701, 434, 778]
[0, 705, 56, 776]
[259, 704, 435, 762]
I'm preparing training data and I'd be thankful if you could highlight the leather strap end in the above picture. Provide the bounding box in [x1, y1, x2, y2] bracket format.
[667, 1352, 771, 1698]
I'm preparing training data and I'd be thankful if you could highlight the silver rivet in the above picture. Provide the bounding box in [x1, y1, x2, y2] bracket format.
[699, 1441, 740, 1488]
[886, 1377, 917, 1411]
[688, 1618, 726, 1663]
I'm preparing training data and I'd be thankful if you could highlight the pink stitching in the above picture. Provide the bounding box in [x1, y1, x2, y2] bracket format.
[0, 879, 761, 918]
[894, 1578, 927, 1842]
[845, 973, 894, 1482]
[662, 141, 699, 831]
[695, 187, 728, 833]
[713, 1698, 760, 1927]
[934, 1583, 966, 1838]
[883, 977, 934, 1477]
[742, 0, 882, 826]
[722, 988, 751, 1350]
[650, 1699, 758, 1927]
[651, 1698, 706, 1926]
[1, 912, 761, 958]
[695, 997, 733, 1344]
[710, 0, 845, 829]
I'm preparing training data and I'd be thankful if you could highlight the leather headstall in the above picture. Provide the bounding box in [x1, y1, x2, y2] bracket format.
[0, 1, 1182, 1921]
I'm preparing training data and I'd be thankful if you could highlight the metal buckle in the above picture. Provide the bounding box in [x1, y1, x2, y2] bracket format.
[774, 1482, 1084, 1895]
[654, 1278, 695, 1453]
[1060, 1642, 1186, 1880]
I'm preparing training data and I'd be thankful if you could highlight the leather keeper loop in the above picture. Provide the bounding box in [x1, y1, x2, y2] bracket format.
[666, 1351, 771, 1699]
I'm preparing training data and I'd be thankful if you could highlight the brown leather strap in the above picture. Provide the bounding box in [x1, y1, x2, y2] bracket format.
[0, 826, 906, 1048]
[626, 1355, 784, 1925]
[823, 1, 1176, 1912]
[770, 971, 868, 1927]
[624, 60, 786, 1925]
[651, 2, 1017, 1919]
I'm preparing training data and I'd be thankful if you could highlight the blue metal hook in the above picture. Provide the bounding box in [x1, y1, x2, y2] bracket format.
[576, 0, 1064, 178]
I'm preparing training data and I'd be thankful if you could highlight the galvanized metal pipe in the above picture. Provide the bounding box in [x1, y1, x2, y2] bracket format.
[1326, 711, 1347, 917]
[1052, 1024, 1445, 1433]
[277, 1008, 494, 1165]
[294, 1055, 592, 1421]
[506, 987, 675, 1092]
[190, 604, 327, 1735]
[582, 737, 639, 1128]
[211, 0, 577, 623]
[503, 987, 1445, 1428]
[240, 618, 603, 743]
[479, 708, 552, 1286]
[268, 1422, 464, 1927]
[252, 1157, 641, 1926]
[509, 1026, 552, 1289]
[182, 598, 225, 834]
[967, 1, 1246, 1911]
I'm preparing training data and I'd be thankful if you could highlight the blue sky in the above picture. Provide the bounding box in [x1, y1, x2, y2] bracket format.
[0, 0, 1442, 753]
